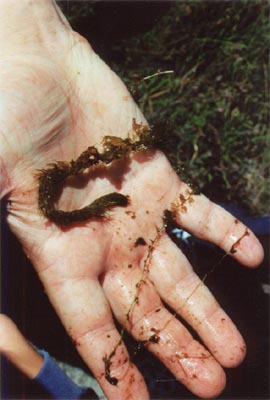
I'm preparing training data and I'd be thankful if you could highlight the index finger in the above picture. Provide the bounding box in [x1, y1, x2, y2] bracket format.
[172, 181, 264, 267]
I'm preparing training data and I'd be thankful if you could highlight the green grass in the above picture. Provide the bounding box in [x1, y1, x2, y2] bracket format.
[61, 1, 269, 215]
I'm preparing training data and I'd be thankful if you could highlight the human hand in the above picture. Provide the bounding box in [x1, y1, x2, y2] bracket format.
[0, 1, 264, 399]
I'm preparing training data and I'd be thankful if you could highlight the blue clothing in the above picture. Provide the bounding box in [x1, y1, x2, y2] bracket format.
[35, 350, 98, 399]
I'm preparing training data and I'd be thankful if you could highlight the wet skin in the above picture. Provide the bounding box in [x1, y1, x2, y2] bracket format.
[0, 1, 264, 399]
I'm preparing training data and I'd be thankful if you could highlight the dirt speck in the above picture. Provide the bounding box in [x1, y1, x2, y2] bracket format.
[134, 237, 147, 247]
[230, 228, 250, 254]
[125, 210, 136, 219]
[129, 373, 135, 385]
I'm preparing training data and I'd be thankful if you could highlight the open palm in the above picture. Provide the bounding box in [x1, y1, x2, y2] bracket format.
[0, 2, 263, 399]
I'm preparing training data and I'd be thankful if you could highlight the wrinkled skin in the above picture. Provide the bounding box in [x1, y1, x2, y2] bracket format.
[0, 2, 264, 399]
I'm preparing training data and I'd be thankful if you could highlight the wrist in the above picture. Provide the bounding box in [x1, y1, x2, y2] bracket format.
[0, 0, 69, 51]
[0, 314, 43, 379]
[0, 0, 55, 18]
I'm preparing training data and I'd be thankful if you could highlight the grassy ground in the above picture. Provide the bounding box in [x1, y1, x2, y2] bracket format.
[60, 1, 269, 216]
